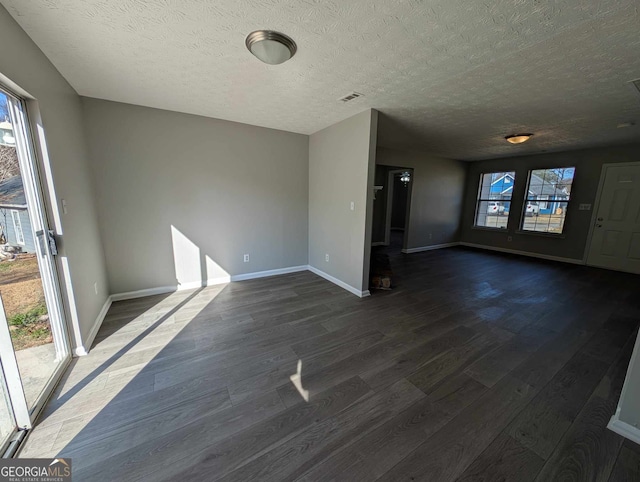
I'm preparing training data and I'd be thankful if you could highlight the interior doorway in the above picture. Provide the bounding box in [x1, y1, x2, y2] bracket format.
[385, 169, 412, 252]
[371, 165, 413, 254]
[586, 162, 640, 274]
[0, 86, 71, 455]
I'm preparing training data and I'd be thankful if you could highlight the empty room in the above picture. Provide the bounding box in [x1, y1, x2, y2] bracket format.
[0, 1, 639, 481]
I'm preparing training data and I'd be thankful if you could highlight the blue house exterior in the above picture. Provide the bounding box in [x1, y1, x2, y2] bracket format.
[490, 173, 570, 215]
[0, 175, 36, 253]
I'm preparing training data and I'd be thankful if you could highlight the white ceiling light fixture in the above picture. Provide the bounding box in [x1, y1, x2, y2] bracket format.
[246, 30, 297, 65]
[400, 171, 411, 186]
[505, 134, 533, 144]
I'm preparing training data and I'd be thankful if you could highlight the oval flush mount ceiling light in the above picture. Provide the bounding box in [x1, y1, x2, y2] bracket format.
[505, 134, 533, 144]
[246, 30, 297, 65]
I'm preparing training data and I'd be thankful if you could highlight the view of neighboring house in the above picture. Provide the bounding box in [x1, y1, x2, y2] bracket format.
[0, 121, 14, 146]
[490, 172, 571, 215]
[0, 175, 34, 253]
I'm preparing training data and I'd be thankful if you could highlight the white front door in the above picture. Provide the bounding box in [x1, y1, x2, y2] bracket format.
[587, 164, 640, 274]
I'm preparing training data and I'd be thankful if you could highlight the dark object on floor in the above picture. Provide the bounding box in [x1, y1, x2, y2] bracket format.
[370, 250, 393, 290]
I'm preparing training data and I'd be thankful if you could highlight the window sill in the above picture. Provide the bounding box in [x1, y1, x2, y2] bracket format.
[515, 230, 566, 239]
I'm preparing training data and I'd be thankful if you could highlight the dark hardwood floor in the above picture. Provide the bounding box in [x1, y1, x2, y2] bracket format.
[20, 246, 640, 481]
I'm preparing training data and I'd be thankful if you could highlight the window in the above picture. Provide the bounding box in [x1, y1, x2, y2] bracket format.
[11, 210, 25, 245]
[474, 172, 515, 229]
[521, 167, 575, 234]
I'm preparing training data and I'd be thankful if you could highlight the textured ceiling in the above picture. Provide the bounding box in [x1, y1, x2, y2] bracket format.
[2, 0, 640, 160]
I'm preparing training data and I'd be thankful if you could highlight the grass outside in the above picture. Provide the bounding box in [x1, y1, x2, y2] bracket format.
[0, 255, 51, 350]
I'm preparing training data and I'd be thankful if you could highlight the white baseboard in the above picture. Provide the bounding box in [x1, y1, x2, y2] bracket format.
[111, 265, 311, 302]
[459, 242, 585, 265]
[231, 265, 308, 282]
[110, 286, 177, 302]
[74, 296, 112, 356]
[608, 410, 640, 445]
[307, 266, 369, 298]
[402, 242, 461, 254]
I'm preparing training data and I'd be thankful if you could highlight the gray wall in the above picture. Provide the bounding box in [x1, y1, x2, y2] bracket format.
[460, 144, 640, 260]
[376, 146, 467, 249]
[0, 5, 109, 352]
[82, 98, 309, 294]
[309, 110, 378, 293]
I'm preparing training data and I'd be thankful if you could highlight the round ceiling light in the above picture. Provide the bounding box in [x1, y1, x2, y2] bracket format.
[246, 30, 297, 65]
[505, 134, 533, 144]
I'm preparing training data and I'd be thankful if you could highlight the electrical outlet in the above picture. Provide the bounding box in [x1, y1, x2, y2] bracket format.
[507, 236, 513, 242]
[325, 254, 330, 262]
[350, 201, 355, 211]
[94, 282, 98, 295]
[243, 254, 250, 262]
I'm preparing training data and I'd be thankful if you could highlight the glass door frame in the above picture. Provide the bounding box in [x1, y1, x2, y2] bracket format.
[0, 84, 72, 445]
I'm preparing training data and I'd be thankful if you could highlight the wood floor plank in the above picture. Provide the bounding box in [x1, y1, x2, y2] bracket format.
[360, 324, 478, 391]
[406, 330, 501, 395]
[228, 330, 385, 404]
[141, 376, 371, 481]
[276, 333, 428, 407]
[378, 375, 537, 481]
[72, 391, 286, 480]
[608, 445, 640, 482]
[506, 351, 610, 460]
[457, 433, 545, 482]
[464, 327, 555, 388]
[533, 394, 623, 482]
[298, 374, 488, 482]
[220, 379, 425, 482]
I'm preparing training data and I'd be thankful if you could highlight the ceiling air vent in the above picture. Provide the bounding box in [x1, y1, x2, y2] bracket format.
[339, 92, 364, 103]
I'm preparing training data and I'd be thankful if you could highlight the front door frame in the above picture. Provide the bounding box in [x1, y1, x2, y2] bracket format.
[584, 161, 640, 270]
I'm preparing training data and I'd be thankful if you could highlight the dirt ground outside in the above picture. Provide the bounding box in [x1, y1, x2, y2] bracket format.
[0, 255, 51, 350]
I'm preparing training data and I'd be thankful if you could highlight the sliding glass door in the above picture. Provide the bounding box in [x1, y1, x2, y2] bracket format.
[0, 86, 71, 453]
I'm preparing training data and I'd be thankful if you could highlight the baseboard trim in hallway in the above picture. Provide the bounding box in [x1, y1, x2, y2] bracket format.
[307, 266, 370, 298]
[459, 242, 585, 265]
[608, 410, 640, 445]
[401, 242, 461, 254]
[74, 296, 112, 356]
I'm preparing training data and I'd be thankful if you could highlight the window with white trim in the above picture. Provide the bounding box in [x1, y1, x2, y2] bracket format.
[474, 171, 515, 229]
[11, 209, 25, 245]
[521, 167, 575, 234]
